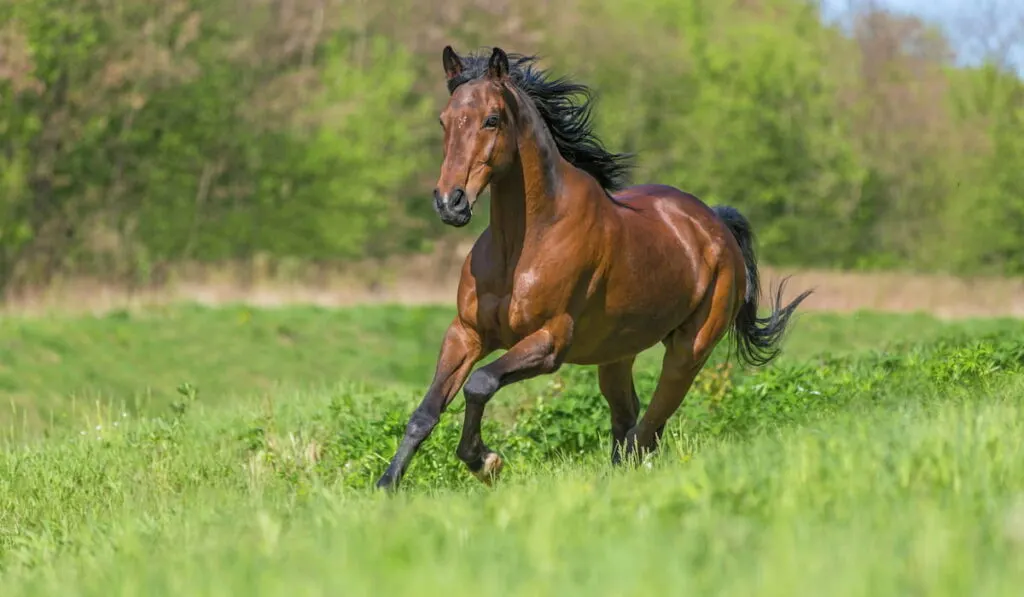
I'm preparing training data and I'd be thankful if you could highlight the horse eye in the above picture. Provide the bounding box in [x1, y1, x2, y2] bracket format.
[484, 115, 499, 128]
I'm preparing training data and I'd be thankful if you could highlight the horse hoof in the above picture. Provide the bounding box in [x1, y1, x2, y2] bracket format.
[473, 452, 503, 485]
[375, 474, 399, 492]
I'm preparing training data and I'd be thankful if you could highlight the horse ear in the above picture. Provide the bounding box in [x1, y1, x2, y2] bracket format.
[487, 47, 509, 81]
[442, 45, 464, 81]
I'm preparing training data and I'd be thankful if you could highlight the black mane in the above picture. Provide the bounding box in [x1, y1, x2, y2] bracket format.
[447, 50, 634, 192]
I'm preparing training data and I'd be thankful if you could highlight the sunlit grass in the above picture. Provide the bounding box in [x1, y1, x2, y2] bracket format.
[0, 306, 1021, 595]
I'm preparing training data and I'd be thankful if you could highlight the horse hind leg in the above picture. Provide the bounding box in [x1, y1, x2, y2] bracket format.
[624, 273, 737, 462]
[598, 356, 640, 465]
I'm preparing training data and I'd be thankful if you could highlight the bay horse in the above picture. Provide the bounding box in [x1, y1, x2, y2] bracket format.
[376, 46, 812, 490]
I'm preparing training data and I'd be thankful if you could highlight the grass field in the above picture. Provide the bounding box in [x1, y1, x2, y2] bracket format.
[1, 304, 1023, 595]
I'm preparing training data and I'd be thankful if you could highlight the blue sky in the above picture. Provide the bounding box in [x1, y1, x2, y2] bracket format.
[818, 0, 1023, 73]
[821, 0, 963, 21]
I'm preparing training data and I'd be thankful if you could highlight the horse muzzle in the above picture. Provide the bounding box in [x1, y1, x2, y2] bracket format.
[433, 187, 472, 227]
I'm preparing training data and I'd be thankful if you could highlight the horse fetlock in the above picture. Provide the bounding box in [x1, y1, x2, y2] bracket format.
[622, 425, 658, 466]
[611, 437, 626, 466]
[622, 429, 640, 466]
[456, 436, 485, 466]
[375, 472, 399, 491]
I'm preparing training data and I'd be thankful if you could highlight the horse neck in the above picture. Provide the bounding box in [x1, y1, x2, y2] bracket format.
[488, 100, 568, 261]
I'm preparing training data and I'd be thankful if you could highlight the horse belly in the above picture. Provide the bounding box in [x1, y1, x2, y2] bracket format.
[565, 309, 683, 365]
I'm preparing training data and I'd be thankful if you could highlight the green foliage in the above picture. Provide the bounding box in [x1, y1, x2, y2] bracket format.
[1, 0, 1024, 290]
[252, 36, 436, 259]
[0, 0, 439, 289]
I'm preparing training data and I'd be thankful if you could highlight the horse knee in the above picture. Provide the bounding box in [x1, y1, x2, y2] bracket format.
[464, 369, 499, 405]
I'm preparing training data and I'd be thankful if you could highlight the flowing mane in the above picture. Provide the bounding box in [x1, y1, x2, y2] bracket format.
[446, 50, 634, 192]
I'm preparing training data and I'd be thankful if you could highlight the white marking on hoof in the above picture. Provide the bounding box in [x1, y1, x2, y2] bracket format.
[473, 452, 504, 485]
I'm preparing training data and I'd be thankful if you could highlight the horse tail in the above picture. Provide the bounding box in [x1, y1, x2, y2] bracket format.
[712, 205, 813, 367]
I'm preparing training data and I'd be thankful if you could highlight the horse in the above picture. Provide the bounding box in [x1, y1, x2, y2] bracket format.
[375, 45, 812, 491]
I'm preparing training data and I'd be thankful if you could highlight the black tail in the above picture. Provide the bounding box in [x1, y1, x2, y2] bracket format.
[712, 205, 813, 367]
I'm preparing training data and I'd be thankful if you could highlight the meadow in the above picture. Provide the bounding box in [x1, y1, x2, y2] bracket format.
[0, 303, 1023, 595]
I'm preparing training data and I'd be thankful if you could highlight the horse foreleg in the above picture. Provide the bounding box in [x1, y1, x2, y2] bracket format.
[376, 318, 484, 491]
[456, 316, 573, 484]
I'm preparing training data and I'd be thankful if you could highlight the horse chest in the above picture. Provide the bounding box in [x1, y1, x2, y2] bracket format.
[491, 269, 557, 345]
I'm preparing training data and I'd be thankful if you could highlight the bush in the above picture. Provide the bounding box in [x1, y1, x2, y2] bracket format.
[2, 0, 1023, 291]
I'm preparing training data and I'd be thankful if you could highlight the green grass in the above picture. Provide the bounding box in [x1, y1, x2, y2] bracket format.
[1, 303, 1019, 439]
[0, 304, 1023, 595]
[0, 304, 454, 438]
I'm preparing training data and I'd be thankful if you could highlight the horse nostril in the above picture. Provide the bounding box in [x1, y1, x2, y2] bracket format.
[433, 188, 443, 212]
[449, 187, 467, 210]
